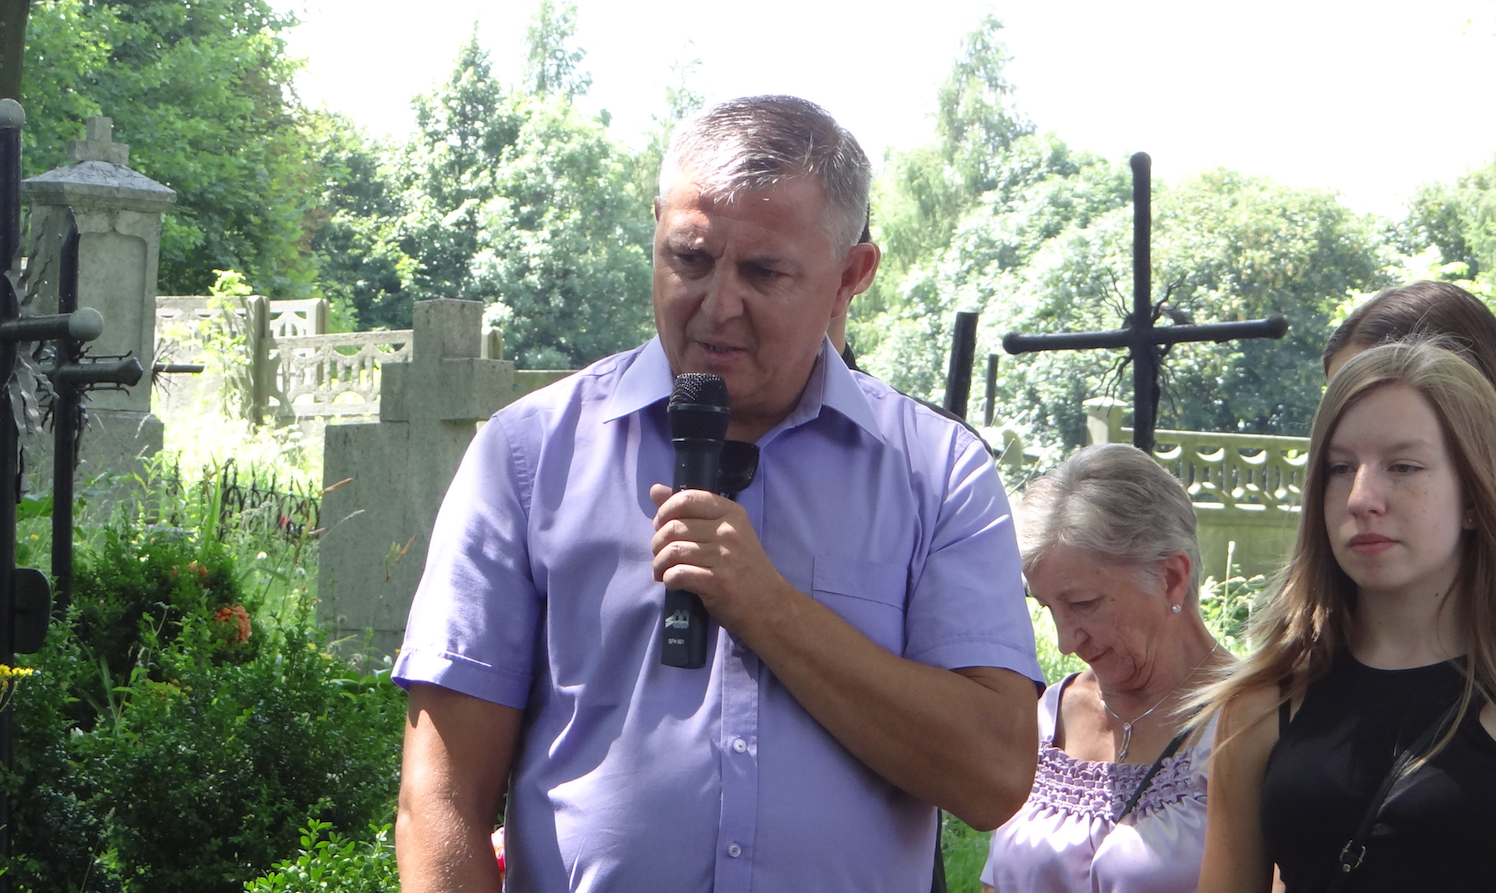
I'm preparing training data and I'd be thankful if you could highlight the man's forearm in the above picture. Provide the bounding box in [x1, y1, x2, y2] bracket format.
[396, 805, 504, 893]
[726, 580, 1038, 830]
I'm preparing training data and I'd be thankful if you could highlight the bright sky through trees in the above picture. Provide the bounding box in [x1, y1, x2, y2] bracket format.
[276, 0, 1496, 217]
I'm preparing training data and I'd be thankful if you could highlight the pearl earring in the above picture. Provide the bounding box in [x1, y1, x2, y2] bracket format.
[1171, 604, 1182, 614]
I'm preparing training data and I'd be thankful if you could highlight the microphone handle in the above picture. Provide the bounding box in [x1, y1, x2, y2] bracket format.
[661, 438, 723, 669]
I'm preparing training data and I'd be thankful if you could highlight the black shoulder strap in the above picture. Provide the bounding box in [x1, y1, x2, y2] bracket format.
[1325, 698, 1462, 893]
[1278, 675, 1292, 737]
[929, 809, 947, 893]
[1114, 727, 1191, 824]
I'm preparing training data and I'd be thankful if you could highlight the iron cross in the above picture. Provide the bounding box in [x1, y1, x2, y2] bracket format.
[1002, 152, 1287, 452]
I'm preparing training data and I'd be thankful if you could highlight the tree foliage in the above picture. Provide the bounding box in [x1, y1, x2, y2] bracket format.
[1400, 155, 1496, 296]
[21, 0, 319, 297]
[856, 16, 1397, 452]
[320, 22, 654, 366]
[468, 95, 653, 368]
[524, 0, 592, 100]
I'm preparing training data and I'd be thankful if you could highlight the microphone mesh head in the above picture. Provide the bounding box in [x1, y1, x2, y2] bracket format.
[671, 373, 728, 408]
[669, 373, 730, 439]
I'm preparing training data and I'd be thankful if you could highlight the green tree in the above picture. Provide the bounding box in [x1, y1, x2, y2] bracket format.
[879, 166, 1392, 451]
[1401, 155, 1496, 295]
[467, 93, 653, 368]
[20, 0, 319, 297]
[857, 15, 1033, 357]
[305, 112, 411, 331]
[385, 31, 521, 324]
[627, 55, 704, 207]
[935, 13, 1032, 197]
[858, 133, 1130, 413]
[524, 0, 591, 100]
[373, 22, 652, 362]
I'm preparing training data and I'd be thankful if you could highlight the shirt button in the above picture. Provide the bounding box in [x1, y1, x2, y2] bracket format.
[732, 738, 748, 753]
[728, 843, 742, 858]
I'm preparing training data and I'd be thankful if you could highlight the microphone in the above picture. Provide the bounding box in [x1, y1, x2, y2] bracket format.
[661, 372, 730, 669]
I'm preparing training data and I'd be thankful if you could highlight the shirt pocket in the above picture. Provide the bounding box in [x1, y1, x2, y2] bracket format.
[810, 555, 909, 654]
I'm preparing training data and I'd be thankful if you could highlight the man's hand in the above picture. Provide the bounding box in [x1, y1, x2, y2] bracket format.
[650, 483, 796, 630]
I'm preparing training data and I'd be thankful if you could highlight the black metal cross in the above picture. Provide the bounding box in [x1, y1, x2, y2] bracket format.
[0, 100, 141, 890]
[1001, 152, 1288, 452]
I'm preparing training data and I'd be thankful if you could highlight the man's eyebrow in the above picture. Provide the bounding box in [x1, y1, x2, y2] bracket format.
[663, 233, 709, 252]
[739, 251, 792, 269]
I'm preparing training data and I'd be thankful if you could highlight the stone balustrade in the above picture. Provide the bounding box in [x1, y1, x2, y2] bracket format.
[1083, 396, 1308, 579]
[267, 330, 411, 419]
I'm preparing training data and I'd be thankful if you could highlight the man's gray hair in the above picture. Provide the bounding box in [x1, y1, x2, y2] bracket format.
[658, 95, 872, 254]
[1017, 444, 1203, 602]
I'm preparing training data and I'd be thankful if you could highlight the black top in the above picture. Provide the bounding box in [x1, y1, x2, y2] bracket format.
[1261, 652, 1496, 892]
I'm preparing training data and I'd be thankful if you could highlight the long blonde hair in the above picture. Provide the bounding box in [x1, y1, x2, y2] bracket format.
[1201, 340, 1496, 748]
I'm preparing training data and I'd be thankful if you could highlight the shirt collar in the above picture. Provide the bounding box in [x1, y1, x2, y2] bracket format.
[602, 336, 674, 423]
[602, 336, 884, 444]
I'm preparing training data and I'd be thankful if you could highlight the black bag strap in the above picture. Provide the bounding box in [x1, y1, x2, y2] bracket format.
[1114, 727, 1191, 824]
[1324, 699, 1461, 893]
[929, 809, 947, 893]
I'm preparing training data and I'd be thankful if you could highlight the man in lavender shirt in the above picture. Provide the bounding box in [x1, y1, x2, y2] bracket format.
[393, 95, 1042, 893]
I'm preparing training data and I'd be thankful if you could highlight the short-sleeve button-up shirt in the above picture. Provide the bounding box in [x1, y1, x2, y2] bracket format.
[394, 336, 1041, 892]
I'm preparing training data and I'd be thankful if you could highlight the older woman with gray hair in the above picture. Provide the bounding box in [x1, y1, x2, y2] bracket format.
[981, 443, 1229, 893]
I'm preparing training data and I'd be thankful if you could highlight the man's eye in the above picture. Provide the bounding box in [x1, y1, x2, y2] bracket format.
[673, 253, 710, 274]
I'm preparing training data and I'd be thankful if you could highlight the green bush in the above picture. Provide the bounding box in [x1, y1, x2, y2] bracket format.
[245, 819, 399, 893]
[2, 467, 405, 892]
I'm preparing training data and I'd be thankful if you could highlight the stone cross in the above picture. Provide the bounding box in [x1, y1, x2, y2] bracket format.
[318, 299, 517, 659]
[1001, 153, 1288, 452]
[66, 117, 129, 165]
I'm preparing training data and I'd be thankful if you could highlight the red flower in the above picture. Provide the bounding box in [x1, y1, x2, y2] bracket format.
[212, 605, 251, 644]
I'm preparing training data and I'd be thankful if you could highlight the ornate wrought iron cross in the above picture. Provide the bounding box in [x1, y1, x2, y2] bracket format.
[1002, 153, 1288, 452]
[0, 100, 142, 889]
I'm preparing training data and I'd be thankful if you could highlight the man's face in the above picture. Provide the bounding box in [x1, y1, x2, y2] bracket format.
[652, 173, 875, 442]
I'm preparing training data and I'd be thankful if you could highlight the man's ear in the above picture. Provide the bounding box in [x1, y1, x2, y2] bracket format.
[832, 242, 881, 319]
[654, 196, 662, 223]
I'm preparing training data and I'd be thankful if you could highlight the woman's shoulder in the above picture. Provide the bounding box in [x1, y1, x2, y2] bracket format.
[1040, 672, 1084, 733]
[1216, 681, 1282, 737]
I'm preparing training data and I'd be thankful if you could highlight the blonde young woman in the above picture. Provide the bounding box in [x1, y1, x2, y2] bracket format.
[1199, 341, 1496, 893]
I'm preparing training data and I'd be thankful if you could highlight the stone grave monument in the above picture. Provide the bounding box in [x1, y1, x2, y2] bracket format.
[21, 116, 174, 479]
[318, 299, 516, 660]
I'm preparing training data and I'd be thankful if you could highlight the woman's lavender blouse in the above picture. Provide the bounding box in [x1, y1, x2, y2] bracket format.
[980, 674, 1216, 893]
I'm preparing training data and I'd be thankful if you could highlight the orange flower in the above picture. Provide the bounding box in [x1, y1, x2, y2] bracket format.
[212, 605, 251, 643]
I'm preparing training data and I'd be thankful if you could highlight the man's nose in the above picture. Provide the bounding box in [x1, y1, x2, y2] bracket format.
[699, 268, 746, 323]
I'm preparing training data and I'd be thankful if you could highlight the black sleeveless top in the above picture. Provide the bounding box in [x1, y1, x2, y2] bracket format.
[1260, 653, 1496, 892]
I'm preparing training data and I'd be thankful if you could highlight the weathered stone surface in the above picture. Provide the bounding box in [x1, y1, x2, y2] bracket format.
[318, 299, 519, 660]
[19, 116, 171, 482]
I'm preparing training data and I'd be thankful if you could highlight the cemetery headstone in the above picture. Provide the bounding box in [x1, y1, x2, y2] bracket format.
[20, 116, 173, 479]
[318, 299, 515, 659]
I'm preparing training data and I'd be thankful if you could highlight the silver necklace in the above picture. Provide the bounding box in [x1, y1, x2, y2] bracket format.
[1100, 642, 1219, 761]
